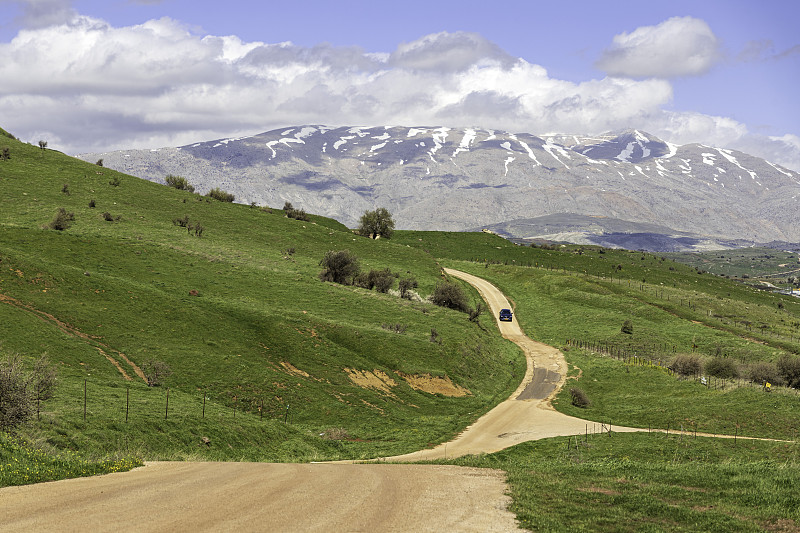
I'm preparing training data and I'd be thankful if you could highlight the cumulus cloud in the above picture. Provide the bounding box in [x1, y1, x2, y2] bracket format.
[596, 16, 722, 78]
[0, 14, 796, 171]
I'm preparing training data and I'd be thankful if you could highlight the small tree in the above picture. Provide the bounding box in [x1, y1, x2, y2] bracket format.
[777, 354, 800, 388]
[468, 302, 485, 322]
[319, 250, 360, 285]
[749, 361, 781, 386]
[95, 158, 104, 167]
[399, 277, 418, 299]
[431, 281, 469, 312]
[669, 354, 702, 376]
[705, 356, 740, 379]
[570, 387, 590, 408]
[142, 359, 172, 387]
[48, 208, 74, 231]
[1, 147, 9, 161]
[358, 208, 395, 239]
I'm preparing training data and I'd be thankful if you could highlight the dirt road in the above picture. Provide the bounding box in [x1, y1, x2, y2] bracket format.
[0, 268, 623, 532]
[385, 268, 640, 462]
[0, 462, 523, 532]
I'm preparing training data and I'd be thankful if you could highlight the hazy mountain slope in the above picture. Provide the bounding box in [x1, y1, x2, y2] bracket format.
[79, 126, 800, 245]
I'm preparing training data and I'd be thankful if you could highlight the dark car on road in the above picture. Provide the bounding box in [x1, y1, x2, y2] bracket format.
[499, 308, 513, 322]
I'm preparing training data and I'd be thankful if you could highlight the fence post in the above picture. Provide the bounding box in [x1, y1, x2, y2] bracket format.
[202, 394, 206, 418]
[126, 387, 129, 423]
[165, 388, 169, 420]
[83, 379, 87, 422]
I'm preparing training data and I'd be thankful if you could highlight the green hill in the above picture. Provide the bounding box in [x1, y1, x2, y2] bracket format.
[0, 130, 522, 463]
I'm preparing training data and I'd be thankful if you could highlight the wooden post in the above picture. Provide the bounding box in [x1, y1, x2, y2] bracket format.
[165, 388, 169, 420]
[126, 387, 129, 423]
[83, 379, 87, 422]
[202, 394, 206, 418]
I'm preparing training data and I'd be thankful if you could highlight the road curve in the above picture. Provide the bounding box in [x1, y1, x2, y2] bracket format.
[385, 268, 641, 462]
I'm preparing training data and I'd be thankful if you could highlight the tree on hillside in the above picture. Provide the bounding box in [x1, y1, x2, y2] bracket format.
[0, 354, 56, 430]
[319, 250, 360, 285]
[358, 208, 395, 239]
[165, 174, 195, 193]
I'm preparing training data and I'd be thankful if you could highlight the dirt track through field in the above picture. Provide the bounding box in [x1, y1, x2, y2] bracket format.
[0, 268, 638, 532]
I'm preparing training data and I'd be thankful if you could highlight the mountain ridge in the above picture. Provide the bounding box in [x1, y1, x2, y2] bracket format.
[78, 125, 800, 250]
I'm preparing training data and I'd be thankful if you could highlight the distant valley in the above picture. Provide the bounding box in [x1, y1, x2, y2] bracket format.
[79, 126, 800, 252]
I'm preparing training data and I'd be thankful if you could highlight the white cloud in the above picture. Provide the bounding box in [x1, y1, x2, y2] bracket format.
[0, 0, 76, 29]
[596, 16, 722, 78]
[0, 14, 797, 171]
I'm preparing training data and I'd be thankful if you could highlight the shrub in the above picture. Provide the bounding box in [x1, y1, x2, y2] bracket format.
[286, 208, 309, 221]
[38, 140, 47, 150]
[468, 302, 484, 322]
[358, 207, 395, 239]
[48, 208, 74, 231]
[398, 277, 418, 299]
[356, 268, 394, 293]
[142, 359, 172, 387]
[429, 328, 441, 344]
[570, 387, 590, 408]
[61, 183, 70, 195]
[207, 187, 235, 202]
[0, 354, 56, 430]
[431, 281, 469, 312]
[777, 354, 800, 388]
[319, 250, 360, 285]
[187, 222, 204, 237]
[748, 361, 781, 386]
[88, 199, 96, 208]
[102, 212, 121, 222]
[621, 319, 633, 335]
[669, 354, 702, 376]
[165, 174, 195, 193]
[95, 158, 103, 167]
[108, 176, 121, 187]
[321, 428, 351, 440]
[173, 215, 190, 228]
[381, 323, 407, 334]
[1, 147, 9, 160]
[705, 356, 740, 379]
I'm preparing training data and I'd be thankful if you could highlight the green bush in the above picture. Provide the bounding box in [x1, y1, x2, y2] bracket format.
[165, 174, 195, 193]
[319, 250, 360, 285]
[570, 387, 590, 408]
[621, 319, 633, 335]
[705, 356, 740, 379]
[748, 361, 782, 386]
[207, 187, 235, 202]
[669, 354, 702, 376]
[0, 354, 56, 430]
[431, 281, 469, 312]
[398, 277, 418, 299]
[777, 354, 800, 388]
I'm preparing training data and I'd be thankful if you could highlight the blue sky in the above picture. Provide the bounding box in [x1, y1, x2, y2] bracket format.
[1, 0, 798, 169]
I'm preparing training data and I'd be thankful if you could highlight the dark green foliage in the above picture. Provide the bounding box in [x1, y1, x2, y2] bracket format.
[358, 207, 395, 239]
[207, 187, 234, 202]
[748, 361, 781, 385]
[356, 268, 394, 293]
[88, 199, 96, 208]
[777, 354, 800, 388]
[61, 183, 70, 195]
[164, 174, 194, 193]
[705, 356, 740, 379]
[319, 250, 360, 285]
[173, 215, 190, 227]
[429, 328, 442, 344]
[47, 208, 74, 231]
[283, 201, 309, 221]
[669, 354, 702, 376]
[398, 277, 418, 299]
[1, 147, 9, 161]
[108, 176, 121, 187]
[95, 159, 103, 167]
[102, 212, 121, 222]
[431, 281, 469, 312]
[0, 354, 56, 430]
[569, 387, 590, 408]
[621, 319, 633, 334]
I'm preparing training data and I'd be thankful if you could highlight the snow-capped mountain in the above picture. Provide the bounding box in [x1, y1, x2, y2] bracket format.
[78, 126, 800, 250]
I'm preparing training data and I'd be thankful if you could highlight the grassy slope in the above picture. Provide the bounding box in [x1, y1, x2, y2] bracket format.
[0, 133, 522, 466]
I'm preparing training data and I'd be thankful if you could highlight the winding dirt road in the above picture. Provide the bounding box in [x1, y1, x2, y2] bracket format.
[0, 268, 624, 532]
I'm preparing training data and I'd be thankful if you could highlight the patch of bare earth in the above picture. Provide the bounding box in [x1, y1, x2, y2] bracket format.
[399, 372, 471, 397]
[280, 361, 309, 378]
[344, 368, 397, 395]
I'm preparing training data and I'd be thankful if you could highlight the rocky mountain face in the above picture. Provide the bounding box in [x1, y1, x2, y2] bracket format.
[79, 126, 800, 251]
